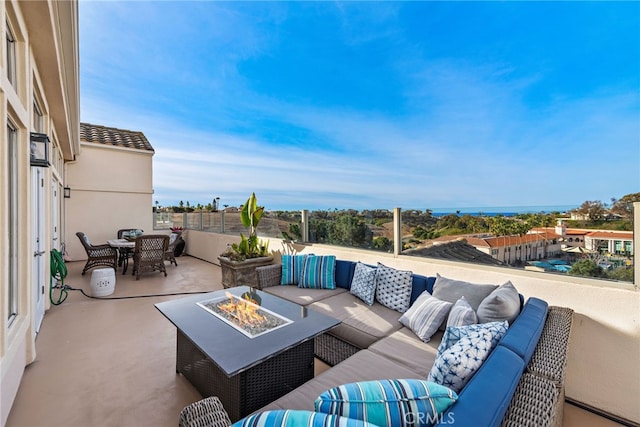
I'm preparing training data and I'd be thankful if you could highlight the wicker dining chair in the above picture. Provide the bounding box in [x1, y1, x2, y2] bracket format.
[165, 232, 180, 266]
[76, 232, 118, 275]
[178, 396, 231, 427]
[115, 229, 142, 267]
[131, 234, 169, 280]
[116, 228, 143, 239]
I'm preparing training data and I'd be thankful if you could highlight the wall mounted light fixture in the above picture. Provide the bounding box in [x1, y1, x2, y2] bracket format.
[63, 187, 71, 198]
[30, 132, 50, 167]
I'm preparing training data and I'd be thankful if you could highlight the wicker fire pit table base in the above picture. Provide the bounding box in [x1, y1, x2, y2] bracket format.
[177, 332, 314, 421]
[155, 286, 339, 422]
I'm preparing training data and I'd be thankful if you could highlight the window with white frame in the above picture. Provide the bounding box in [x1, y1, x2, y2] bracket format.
[51, 135, 63, 172]
[6, 21, 17, 87]
[33, 100, 43, 133]
[7, 122, 19, 324]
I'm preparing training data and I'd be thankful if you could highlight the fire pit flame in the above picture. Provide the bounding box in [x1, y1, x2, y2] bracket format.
[217, 292, 266, 328]
[197, 291, 293, 338]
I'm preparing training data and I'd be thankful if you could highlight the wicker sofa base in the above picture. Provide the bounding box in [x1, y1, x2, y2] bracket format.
[176, 331, 315, 422]
[502, 306, 573, 427]
[314, 333, 360, 367]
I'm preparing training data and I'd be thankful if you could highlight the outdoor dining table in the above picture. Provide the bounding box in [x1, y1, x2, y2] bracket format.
[107, 239, 136, 274]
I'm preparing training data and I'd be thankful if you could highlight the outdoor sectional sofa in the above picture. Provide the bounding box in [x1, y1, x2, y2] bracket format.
[246, 258, 575, 427]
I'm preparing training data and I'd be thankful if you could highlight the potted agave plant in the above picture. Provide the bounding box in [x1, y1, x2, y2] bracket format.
[218, 192, 273, 289]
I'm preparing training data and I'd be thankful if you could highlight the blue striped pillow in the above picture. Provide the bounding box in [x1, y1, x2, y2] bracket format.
[298, 255, 336, 289]
[280, 254, 308, 285]
[315, 379, 457, 427]
[231, 409, 377, 426]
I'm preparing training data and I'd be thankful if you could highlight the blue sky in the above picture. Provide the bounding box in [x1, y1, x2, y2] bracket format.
[79, 1, 639, 211]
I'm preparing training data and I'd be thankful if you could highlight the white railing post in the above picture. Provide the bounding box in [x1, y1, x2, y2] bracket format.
[301, 210, 309, 242]
[393, 207, 402, 256]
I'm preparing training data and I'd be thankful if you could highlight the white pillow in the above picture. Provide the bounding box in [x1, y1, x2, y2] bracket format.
[399, 291, 453, 342]
[446, 297, 477, 328]
[427, 329, 493, 393]
[437, 321, 509, 355]
[375, 263, 413, 313]
[350, 262, 377, 305]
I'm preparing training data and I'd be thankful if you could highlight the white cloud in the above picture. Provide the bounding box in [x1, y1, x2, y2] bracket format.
[80, 2, 639, 210]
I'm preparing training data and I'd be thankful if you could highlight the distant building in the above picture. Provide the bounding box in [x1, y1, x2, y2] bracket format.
[584, 231, 634, 256]
[433, 232, 562, 265]
[531, 226, 634, 256]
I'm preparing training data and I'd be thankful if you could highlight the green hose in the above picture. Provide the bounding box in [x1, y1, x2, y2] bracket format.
[50, 249, 68, 305]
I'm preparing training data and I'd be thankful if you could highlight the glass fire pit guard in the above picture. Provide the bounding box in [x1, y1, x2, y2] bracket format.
[197, 294, 293, 338]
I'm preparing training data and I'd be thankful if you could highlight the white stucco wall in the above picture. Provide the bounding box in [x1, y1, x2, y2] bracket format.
[64, 143, 154, 260]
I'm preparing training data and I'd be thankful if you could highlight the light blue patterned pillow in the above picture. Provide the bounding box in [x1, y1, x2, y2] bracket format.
[437, 321, 509, 354]
[446, 296, 478, 328]
[399, 291, 453, 342]
[280, 254, 307, 285]
[349, 262, 377, 305]
[375, 263, 413, 312]
[231, 409, 377, 427]
[427, 330, 494, 393]
[315, 379, 457, 427]
[299, 255, 336, 289]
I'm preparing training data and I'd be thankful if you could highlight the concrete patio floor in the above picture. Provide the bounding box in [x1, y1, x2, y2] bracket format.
[6, 256, 619, 427]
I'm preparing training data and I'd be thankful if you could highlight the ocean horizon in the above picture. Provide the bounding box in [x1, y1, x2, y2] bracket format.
[264, 205, 579, 216]
[428, 205, 578, 217]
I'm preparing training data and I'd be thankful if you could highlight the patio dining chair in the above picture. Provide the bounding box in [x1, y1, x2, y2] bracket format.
[116, 228, 144, 239]
[115, 228, 143, 267]
[132, 234, 169, 280]
[76, 232, 118, 275]
[165, 232, 181, 266]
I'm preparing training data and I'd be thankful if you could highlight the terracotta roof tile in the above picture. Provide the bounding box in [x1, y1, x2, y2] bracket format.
[80, 122, 154, 152]
[585, 231, 633, 240]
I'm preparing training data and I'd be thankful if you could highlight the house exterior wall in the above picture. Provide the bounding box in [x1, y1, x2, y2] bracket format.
[0, 1, 79, 425]
[64, 143, 154, 261]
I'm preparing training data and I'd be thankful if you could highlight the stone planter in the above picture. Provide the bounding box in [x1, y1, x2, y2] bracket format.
[218, 256, 274, 289]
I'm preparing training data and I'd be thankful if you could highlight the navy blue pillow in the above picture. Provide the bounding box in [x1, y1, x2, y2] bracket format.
[335, 260, 356, 289]
[410, 275, 436, 305]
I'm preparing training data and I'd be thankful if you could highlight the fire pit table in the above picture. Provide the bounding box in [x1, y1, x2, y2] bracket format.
[155, 286, 340, 421]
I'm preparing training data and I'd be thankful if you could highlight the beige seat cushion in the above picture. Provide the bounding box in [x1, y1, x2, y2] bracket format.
[263, 285, 346, 306]
[258, 350, 423, 413]
[369, 327, 441, 377]
[310, 293, 404, 349]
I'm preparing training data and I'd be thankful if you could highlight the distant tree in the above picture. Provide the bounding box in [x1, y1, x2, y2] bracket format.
[487, 216, 513, 237]
[372, 236, 392, 252]
[282, 223, 302, 241]
[413, 225, 430, 239]
[610, 192, 640, 219]
[568, 259, 604, 278]
[606, 266, 634, 282]
[574, 200, 606, 221]
[329, 214, 368, 247]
